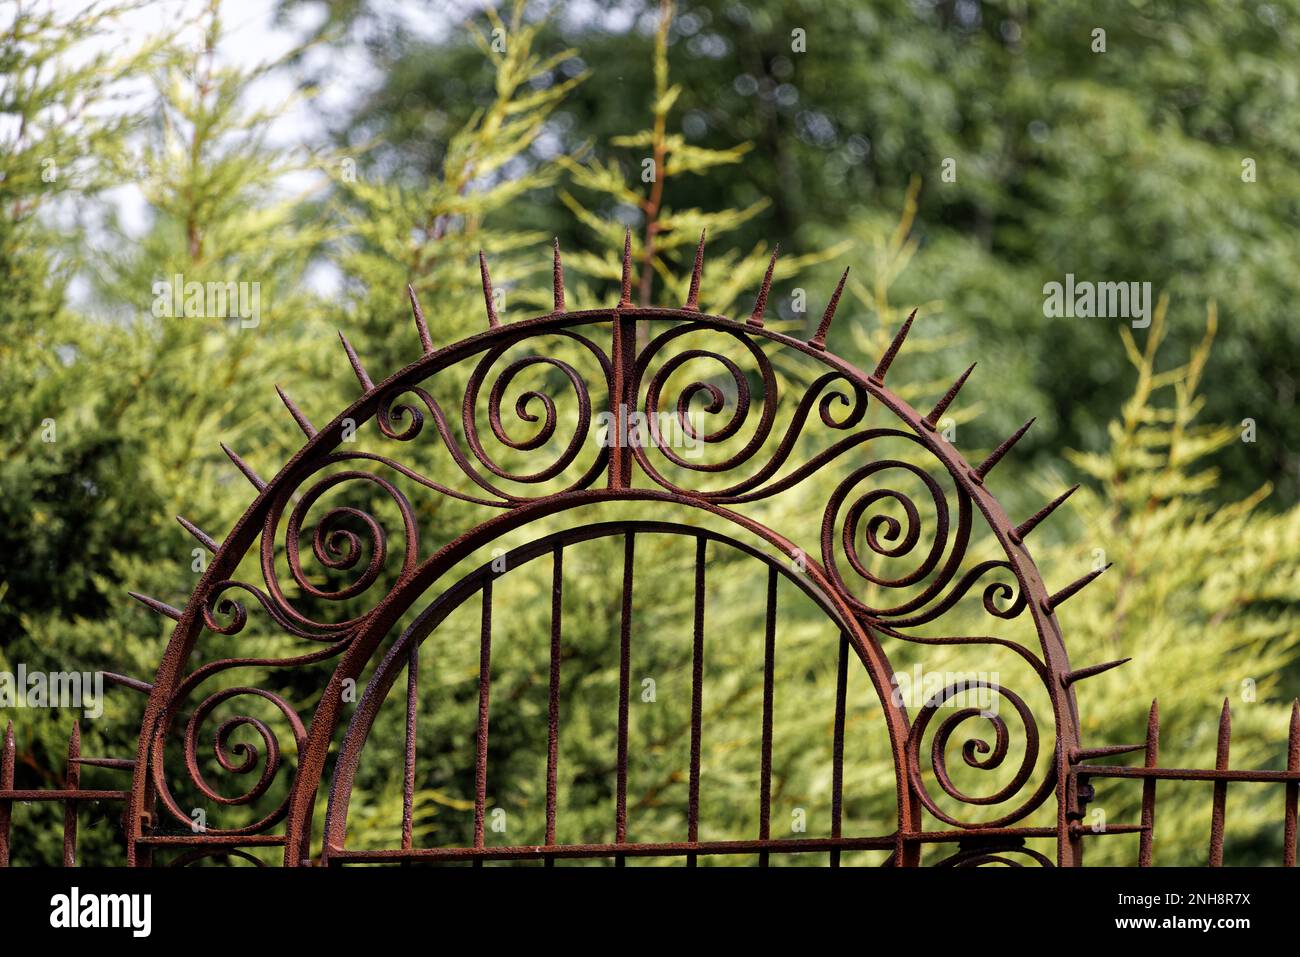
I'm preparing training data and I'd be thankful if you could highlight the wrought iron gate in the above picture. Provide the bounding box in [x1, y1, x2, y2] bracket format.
[2, 235, 1297, 867]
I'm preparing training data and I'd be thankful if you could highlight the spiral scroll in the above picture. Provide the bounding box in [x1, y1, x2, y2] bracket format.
[222, 467, 422, 636]
[906, 681, 1055, 829]
[631, 322, 876, 499]
[462, 340, 609, 491]
[368, 330, 613, 504]
[151, 686, 306, 835]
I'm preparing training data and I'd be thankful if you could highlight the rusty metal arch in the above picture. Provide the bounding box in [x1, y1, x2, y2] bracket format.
[111, 235, 1106, 867]
[7, 236, 1297, 869]
[317, 518, 913, 865]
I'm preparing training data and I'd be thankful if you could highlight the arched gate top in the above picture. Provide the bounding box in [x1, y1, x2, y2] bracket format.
[117, 234, 1114, 867]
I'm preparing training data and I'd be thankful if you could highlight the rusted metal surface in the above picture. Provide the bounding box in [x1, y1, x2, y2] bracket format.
[1, 233, 1296, 867]
[1070, 698, 1300, 866]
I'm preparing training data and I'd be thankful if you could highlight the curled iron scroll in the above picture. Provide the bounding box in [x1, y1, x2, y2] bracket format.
[906, 680, 1056, 829]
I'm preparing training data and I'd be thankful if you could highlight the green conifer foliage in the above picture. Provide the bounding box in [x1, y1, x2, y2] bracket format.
[1, 0, 1297, 867]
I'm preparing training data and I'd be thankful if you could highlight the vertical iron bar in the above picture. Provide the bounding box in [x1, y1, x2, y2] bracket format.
[545, 547, 564, 866]
[687, 536, 706, 866]
[607, 315, 638, 489]
[0, 721, 14, 867]
[615, 533, 634, 865]
[473, 577, 494, 856]
[758, 567, 777, 868]
[1209, 698, 1230, 866]
[830, 633, 848, 867]
[1138, 700, 1159, 867]
[63, 722, 80, 867]
[1285, 700, 1298, 867]
[401, 644, 419, 852]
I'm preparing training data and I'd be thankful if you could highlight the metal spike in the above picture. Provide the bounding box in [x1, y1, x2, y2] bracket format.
[176, 515, 218, 552]
[923, 362, 976, 431]
[1070, 742, 1148, 763]
[1, 721, 11, 867]
[127, 591, 182, 622]
[1046, 562, 1112, 611]
[809, 267, 850, 350]
[1010, 485, 1080, 544]
[1138, 698, 1161, 868]
[619, 227, 633, 308]
[407, 284, 434, 353]
[275, 385, 316, 438]
[338, 331, 374, 392]
[1285, 700, 1298, 866]
[1210, 698, 1232, 865]
[1217, 698, 1233, 747]
[748, 245, 780, 326]
[478, 251, 500, 328]
[63, 721, 79, 864]
[1146, 699, 1161, 753]
[102, 672, 153, 695]
[1289, 699, 1300, 763]
[1061, 657, 1130, 687]
[552, 237, 566, 312]
[684, 229, 706, 310]
[220, 442, 266, 491]
[870, 308, 916, 384]
[971, 418, 1036, 483]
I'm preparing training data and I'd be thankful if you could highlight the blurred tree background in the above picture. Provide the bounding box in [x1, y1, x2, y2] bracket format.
[1, 0, 1298, 865]
[288, 0, 1300, 505]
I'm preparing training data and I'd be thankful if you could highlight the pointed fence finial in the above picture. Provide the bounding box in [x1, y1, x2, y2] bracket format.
[220, 442, 266, 491]
[478, 251, 500, 328]
[1045, 562, 1111, 611]
[1286, 700, 1299, 865]
[1070, 742, 1147, 763]
[1061, 657, 1130, 687]
[127, 591, 182, 622]
[407, 283, 434, 353]
[971, 418, 1035, 483]
[1217, 698, 1233, 755]
[1011, 485, 1080, 544]
[275, 385, 316, 438]
[1147, 699, 1161, 745]
[1289, 699, 1300, 765]
[748, 245, 780, 327]
[809, 267, 849, 350]
[1137, 698, 1161, 866]
[552, 237, 566, 312]
[619, 227, 634, 308]
[1, 721, 11, 865]
[1209, 698, 1232, 865]
[923, 362, 976, 431]
[870, 308, 916, 384]
[176, 515, 218, 552]
[684, 229, 706, 310]
[338, 331, 374, 392]
[102, 672, 154, 695]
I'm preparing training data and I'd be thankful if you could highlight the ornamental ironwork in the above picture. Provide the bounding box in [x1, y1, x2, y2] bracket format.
[2, 234, 1296, 867]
